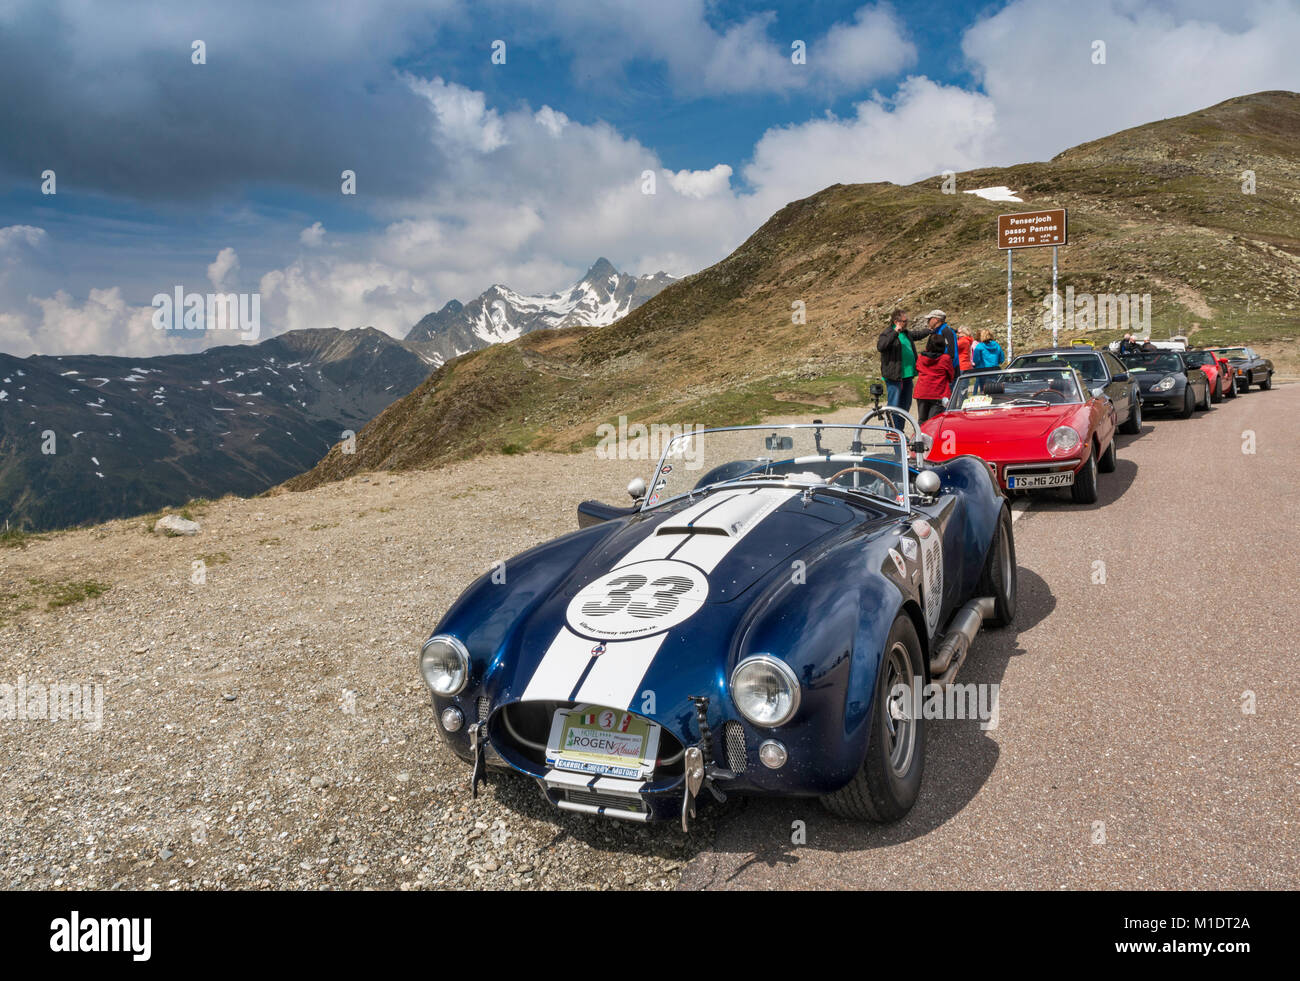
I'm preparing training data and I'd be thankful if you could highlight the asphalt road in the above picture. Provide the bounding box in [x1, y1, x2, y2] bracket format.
[682, 382, 1299, 889]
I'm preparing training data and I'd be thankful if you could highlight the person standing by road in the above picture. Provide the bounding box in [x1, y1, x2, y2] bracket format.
[972, 329, 1005, 368]
[914, 332, 956, 423]
[956, 325, 975, 374]
[877, 308, 931, 411]
[924, 309, 959, 367]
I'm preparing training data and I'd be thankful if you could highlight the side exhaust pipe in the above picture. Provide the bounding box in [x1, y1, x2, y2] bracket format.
[929, 597, 995, 685]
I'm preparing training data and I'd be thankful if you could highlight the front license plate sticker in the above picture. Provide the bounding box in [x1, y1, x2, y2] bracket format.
[546, 705, 661, 780]
[1008, 472, 1074, 488]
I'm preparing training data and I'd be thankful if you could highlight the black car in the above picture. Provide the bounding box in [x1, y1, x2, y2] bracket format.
[1206, 346, 1274, 392]
[1009, 347, 1142, 434]
[1117, 350, 1212, 417]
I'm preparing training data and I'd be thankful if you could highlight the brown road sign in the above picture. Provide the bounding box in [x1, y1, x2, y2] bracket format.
[997, 208, 1067, 249]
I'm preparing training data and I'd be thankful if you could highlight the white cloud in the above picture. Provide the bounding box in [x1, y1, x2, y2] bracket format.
[407, 76, 507, 152]
[299, 222, 326, 246]
[816, 4, 918, 88]
[666, 164, 734, 199]
[207, 247, 241, 291]
[0, 287, 181, 358]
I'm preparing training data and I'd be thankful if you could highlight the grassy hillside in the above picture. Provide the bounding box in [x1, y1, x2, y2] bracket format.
[285, 91, 1300, 491]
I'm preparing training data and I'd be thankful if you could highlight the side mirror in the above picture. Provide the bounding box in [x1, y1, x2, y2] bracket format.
[1113, 372, 1128, 382]
[764, 435, 794, 451]
[627, 477, 647, 501]
[914, 470, 941, 496]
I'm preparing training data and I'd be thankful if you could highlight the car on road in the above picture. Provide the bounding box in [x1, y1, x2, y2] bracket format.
[920, 366, 1118, 504]
[1118, 349, 1212, 417]
[418, 421, 1016, 829]
[1010, 346, 1142, 435]
[1206, 346, 1274, 392]
[1183, 348, 1235, 401]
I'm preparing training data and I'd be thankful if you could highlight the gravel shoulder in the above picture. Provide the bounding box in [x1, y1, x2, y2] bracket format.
[0, 449, 709, 889]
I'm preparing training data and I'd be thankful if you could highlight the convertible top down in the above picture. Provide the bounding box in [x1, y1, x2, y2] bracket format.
[418, 419, 1016, 829]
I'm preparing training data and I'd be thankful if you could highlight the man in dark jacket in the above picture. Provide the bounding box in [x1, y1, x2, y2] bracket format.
[877, 308, 932, 411]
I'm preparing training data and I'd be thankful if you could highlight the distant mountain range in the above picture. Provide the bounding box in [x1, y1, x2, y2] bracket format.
[406, 258, 676, 363]
[0, 328, 434, 532]
[1, 259, 672, 531]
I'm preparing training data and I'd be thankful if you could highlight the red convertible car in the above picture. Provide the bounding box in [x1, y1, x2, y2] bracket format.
[1183, 348, 1235, 402]
[920, 366, 1117, 504]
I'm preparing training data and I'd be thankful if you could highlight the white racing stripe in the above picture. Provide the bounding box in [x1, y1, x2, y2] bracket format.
[522, 486, 800, 710]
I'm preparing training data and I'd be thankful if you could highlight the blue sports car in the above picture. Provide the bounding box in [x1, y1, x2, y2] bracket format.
[418, 418, 1016, 829]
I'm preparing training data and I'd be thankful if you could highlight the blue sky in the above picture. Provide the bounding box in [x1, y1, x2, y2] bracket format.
[0, 0, 1297, 356]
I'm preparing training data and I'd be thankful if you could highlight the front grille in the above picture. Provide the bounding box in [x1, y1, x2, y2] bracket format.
[724, 721, 747, 773]
[476, 697, 491, 722]
[564, 788, 647, 813]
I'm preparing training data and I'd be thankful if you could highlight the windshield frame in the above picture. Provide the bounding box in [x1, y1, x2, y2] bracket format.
[944, 366, 1087, 411]
[1009, 350, 1106, 382]
[642, 423, 913, 514]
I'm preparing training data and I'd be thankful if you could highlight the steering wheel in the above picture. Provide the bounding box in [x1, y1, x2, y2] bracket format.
[1027, 388, 1067, 403]
[826, 466, 902, 499]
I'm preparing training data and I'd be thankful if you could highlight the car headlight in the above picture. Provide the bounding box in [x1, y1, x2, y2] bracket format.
[1046, 425, 1081, 457]
[419, 634, 469, 696]
[1155, 375, 1177, 391]
[731, 655, 800, 727]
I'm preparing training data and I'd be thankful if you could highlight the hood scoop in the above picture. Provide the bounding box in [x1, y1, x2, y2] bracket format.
[654, 488, 791, 539]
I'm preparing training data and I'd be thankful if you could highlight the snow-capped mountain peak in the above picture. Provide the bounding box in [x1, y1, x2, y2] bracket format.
[406, 258, 676, 364]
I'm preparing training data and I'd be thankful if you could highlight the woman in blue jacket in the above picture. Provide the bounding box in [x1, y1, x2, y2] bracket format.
[972, 329, 1005, 369]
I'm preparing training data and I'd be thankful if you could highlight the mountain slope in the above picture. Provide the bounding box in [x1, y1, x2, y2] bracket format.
[283, 91, 1300, 491]
[1, 328, 435, 531]
[406, 258, 675, 363]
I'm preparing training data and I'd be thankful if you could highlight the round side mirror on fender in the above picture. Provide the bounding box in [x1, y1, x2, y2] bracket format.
[914, 470, 941, 496]
[627, 477, 647, 501]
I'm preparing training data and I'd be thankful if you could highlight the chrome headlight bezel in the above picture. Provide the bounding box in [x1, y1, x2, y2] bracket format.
[419, 634, 470, 696]
[731, 654, 801, 728]
[1046, 425, 1082, 458]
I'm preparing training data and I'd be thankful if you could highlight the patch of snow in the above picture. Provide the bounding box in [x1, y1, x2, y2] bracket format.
[964, 186, 1023, 203]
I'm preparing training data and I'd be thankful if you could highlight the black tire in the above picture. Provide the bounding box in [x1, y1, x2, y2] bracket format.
[1260, 372, 1273, 391]
[1238, 376, 1250, 392]
[1225, 374, 1238, 399]
[975, 505, 1016, 627]
[821, 615, 926, 822]
[1071, 449, 1099, 504]
[1119, 396, 1142, 434]
[1200, 382, 1212, 410]
[1098, 437, 1117, 473]
[1178, 386, 1195, 418]
[1211, 376, 1223, 403]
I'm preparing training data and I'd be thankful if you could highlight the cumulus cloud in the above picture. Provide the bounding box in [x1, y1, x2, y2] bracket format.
[299, 222, 326, 246]
[206, 248, 241, 291]
[665, 164, 734, 199]
[0, 287, 182, 358]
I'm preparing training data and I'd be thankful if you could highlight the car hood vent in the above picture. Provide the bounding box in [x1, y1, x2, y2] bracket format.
[654, 488, 790, 539]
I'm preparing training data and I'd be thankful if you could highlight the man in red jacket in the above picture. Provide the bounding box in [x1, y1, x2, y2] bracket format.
[914, 333, 956, 423]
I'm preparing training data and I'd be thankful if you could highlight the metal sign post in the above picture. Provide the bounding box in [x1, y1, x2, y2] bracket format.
[1006, 249, 1013, 359]
[1052, 245, 1059, 346]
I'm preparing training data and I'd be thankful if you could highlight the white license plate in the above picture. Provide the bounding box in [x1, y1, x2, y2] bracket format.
[545, 705, 661, 780]
[1007, 471, 1074, 489]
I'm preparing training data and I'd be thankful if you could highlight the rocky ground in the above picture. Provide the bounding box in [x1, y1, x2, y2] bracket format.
[0, 448, 715, 890]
